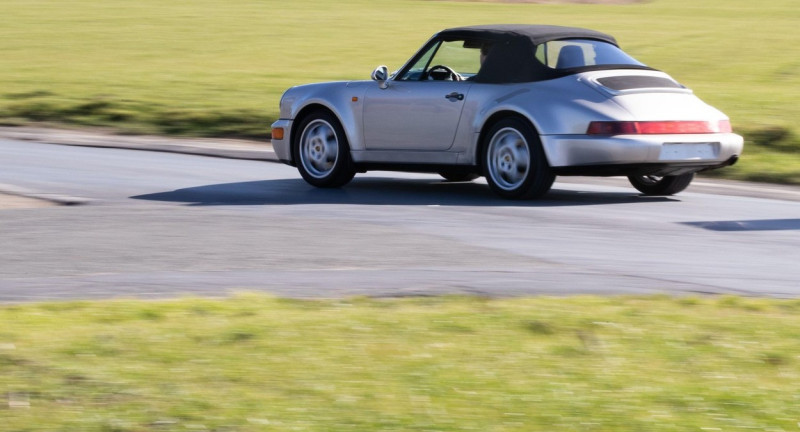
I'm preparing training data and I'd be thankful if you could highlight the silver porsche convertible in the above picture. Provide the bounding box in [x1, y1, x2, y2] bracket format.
[270, 24, 743, 199]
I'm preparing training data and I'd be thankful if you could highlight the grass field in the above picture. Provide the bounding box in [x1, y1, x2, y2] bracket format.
[2, 294, 800, 431]
[2, 0, 799, 183]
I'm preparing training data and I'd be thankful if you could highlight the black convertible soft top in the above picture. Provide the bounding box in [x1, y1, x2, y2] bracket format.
[437, 24, 618, 46]
[428, 24, 634, 83]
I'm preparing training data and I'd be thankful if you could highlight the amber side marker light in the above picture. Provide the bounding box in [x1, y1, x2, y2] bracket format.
[587, 120, 732, 135]
[272, 127, 284, 140]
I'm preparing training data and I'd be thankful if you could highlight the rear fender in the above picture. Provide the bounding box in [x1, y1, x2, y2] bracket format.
[467, 78, 629, 165]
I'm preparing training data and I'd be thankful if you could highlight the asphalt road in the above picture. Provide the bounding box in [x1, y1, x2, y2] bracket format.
[1, 136, 799, 302]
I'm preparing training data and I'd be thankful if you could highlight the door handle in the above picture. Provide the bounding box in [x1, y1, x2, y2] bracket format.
[445, 92, 464, 101]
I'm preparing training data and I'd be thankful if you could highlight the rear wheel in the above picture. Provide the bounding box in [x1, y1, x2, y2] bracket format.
[628, 173, 694, 196]
[482, 117, 554, 199]
[293, 110, 355, 188]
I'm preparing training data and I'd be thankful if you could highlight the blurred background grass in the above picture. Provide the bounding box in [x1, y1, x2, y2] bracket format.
[1, 0, 798, 182]
[3, 294, 800, 431]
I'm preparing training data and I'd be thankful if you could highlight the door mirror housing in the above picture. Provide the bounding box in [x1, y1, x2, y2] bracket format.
[371, 65, 389, 89]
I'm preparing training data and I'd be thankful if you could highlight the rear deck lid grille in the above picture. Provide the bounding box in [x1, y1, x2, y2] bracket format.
[596, 75, 684, 91]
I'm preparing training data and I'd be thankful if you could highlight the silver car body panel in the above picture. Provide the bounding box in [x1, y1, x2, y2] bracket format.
[271, 68, 743, 170]
[542, 133, 743, 167]
[362, 80, 470, 151]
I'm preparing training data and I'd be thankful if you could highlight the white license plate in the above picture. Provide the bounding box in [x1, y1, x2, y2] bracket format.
[659, 142, 720, 161]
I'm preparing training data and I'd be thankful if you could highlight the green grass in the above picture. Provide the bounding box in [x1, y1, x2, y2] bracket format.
[2, 294, 800, 431]
[1, 0, 799, 182]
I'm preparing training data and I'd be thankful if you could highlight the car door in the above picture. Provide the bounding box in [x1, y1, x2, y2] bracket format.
[362, 80, 471, 151]
[362, 38, 484, 151]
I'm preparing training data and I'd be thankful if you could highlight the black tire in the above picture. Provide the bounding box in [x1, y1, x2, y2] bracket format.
[482, 117, 555, 199]
[438, 171, 479, 182]
[628, 173, 694, 196]
[293, 110, 356, 188]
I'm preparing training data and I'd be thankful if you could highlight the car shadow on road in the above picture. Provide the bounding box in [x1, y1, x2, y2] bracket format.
[131, 177, 677, 207]
[682, 219, 800, 231]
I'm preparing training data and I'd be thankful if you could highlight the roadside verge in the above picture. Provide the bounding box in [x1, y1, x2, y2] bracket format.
[0, 126, 276, 161]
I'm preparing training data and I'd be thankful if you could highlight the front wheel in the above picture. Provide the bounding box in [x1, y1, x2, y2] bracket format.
[293, 110, 355, 188]
[628, 173, 694, 196]
[482, 117, 554, 199]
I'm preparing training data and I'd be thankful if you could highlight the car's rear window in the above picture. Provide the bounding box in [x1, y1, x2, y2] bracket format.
[536, 39, 645, 70]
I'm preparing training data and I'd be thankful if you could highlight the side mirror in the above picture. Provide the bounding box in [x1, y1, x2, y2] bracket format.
[371, 65, 389, 89]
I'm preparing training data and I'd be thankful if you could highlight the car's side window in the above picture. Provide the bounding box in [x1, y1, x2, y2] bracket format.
[428, 40, 482, 78]
[397, 39, 483, 81]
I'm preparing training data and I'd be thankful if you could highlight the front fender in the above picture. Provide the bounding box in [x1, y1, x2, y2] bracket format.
[279, 81, 371, 153]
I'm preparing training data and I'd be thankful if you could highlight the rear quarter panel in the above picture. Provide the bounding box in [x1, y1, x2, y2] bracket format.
[457, 76, 629, 164]
[468, 76, 629, 136]
[460, 71, 733, 166]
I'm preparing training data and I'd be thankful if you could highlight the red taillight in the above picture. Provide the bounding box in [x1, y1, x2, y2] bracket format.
[586, 121, 639, 135]
[587, 120, 733, 135]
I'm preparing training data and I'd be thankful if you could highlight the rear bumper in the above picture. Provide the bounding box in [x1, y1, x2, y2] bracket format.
[540, 132, 744, 170]
[552, 156, 739, 177]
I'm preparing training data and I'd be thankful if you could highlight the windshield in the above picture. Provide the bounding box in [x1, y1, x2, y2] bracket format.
[536, 39, 645, 69]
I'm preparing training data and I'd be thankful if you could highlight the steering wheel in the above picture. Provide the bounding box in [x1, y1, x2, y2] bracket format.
[427, 65, 462, 81]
